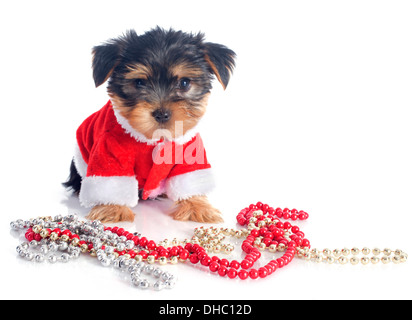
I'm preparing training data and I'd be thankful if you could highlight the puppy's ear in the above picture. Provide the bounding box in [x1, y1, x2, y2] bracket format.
[204, 42, 236, 90]
[92, 41, 121, 88]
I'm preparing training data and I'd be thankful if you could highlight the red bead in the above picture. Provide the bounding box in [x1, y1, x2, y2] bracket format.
[179, 250, 189, 260]
[184, 243, 193, 251]
[139, 237, 148, 247]
[34, 233, 42, 241]
[238, 269, 249, 280]
[116, 228, 124, 236]
[139, 250, 148, 259]
[201, 256, 212, 267]
[249, 269, 259, 279]
[302, 239, 310, 247]
[229, 260, 240, 269]
[62, 229, 72, 237]
[52, 228, 62, 236]
[259, 227, 268, 236]
[220, 259, 229, 267]
[258, 267, 268, 278]
[25, 231, 34, 242]
[189, 254, 199, 264]
[209, 261, 219, 272]
[169, 246, 179, 256]
[250, 229, 259, 237]
[218, 266, 227, 277]
[147, 240, 157, 251]
[227, 268, 238, 279]
[291, 226, 299, 234]
[132, 236, 140, 245]
[240, 259, 251, 269]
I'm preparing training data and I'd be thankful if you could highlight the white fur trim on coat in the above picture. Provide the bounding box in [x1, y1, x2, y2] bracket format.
[165, 168, 215, 201]
[73, 144, 87, 178]
[79, 176, 139, 208]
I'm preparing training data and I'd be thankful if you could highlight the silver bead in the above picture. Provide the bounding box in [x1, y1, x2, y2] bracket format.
[116, 243, 126, 251]
[48, 255, 57, 264]
[100, 258, 111, 267]
[59, 253, 70, 263]
[137, 279, 150, 289]
[164, 279, 176, 289]
[48, 243, 58, 252]
[143, 265, 155, 274]
[34, 253, 45, 262]
[153, 268, 163, 278]
[40, 245, 49, 255]
[58, 241, 68, 251]
[25, 252, 34, 261]
[153, 280, 165, 291]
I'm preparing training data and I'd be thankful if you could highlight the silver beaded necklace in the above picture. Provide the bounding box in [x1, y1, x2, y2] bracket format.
[11, 214, 177, 291]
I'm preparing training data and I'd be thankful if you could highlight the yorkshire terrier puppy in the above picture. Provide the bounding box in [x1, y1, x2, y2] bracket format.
[63, 27, 236, 223]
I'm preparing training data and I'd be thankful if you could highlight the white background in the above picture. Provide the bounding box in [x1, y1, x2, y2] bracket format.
[1, 0, 411, 300]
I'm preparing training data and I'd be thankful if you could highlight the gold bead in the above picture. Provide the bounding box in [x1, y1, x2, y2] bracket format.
[134, 255, 143, 262]
[269, 244, 277, 253]
[326, 256, 335, 264]
[351, 248, 360, 255]
[311, 248, 320, 255]
[381, 256, 390, 264]
[323, 249, 332, 256]
[350, 257, 359, 265]
[260, 242, 267, 250]
[314, 255, 323, 263]
[342, 248, 351, 256]
[32, 225, 42, 234]
[158, 256, 167, 265]
[40, 229, 50, 238]
[338, 256, 348, 264]
[170, 256, 179, 264]
[362, 247, 370, 255]
[80, 243, 88, 253]
[392, 256, 401, 264]
[213, 245, 221, 253]
[50, 233, 58, 241]
[278, 243, 286, 252]
[400, 253, 408, 262]
[71, 238, 79, 246]
[394, 249, 402, 256]
[360, 257, 369, 265]
[383, 248, 392, 256]
[147, 255, 155, 264]
[89, 249, 97, 257]
[371, 256, 380, 264]
[372, 248, 381, 255]
[253, 210, 263, 217]
[333, 249, 341, 257]
[60, 234, 69, 242]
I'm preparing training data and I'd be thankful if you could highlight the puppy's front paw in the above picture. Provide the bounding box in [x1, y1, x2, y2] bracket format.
[171, 196, 223, 223]
[86, 204, 135, 223]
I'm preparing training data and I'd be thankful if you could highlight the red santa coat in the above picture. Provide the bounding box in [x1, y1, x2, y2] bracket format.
[73, 100, 214, 208]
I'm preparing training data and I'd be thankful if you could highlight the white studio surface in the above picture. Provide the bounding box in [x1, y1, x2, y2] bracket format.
[1, 0, 411, 300]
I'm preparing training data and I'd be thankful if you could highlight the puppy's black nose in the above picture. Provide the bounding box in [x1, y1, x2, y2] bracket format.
[152, 108, 172, 123]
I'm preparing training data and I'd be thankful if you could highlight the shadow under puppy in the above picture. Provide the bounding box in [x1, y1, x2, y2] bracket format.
[63, 27, 236, 223]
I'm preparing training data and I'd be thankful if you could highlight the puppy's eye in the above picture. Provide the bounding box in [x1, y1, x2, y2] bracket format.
[179, 78, 191, 90]
[135, 78, 146, 87]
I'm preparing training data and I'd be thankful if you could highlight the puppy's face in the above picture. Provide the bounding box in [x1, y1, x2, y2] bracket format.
[92, 28, 236, 140]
